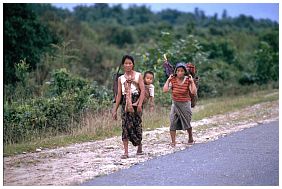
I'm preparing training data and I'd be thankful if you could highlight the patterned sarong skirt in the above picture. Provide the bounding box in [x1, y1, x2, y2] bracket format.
[121, 94, 142, 146]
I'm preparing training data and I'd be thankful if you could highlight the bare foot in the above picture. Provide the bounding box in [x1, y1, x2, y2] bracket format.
[170, 142, 176, 147]
[188, 139, 195, 145]
[121, 154, 129, 159]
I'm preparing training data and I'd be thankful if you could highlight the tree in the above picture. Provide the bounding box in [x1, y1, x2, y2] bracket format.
[254, 30, 278, 84]
[4, 3, 59, 85]
[158, 9, 183, 25]
[126, 5, 155, 25]
[222, 9, 228, 19]
[255, 41, 278, 83]
[135, 32, 207, 87]
[185, 21, 195, 34]
[202, 40, 236, 64]
[259, 30, 278, 52]
[103, 25, 135, 47]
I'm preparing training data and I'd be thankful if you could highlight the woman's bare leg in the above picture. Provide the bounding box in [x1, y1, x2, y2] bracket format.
[170, 130, 176, 146]
[187, 128, 194, 143]
[123, 139, 129, 156]
[137, 143, 143, 154]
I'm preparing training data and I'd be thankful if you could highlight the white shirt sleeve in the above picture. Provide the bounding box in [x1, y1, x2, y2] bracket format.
[149, 84, 154, 97]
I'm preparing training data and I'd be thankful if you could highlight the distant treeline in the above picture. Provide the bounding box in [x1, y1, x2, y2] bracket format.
[4, 3, 278, 86]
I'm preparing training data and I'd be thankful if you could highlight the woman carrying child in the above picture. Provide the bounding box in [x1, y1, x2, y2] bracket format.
[112, 55, 145, 159]
[163, 63, 197, 147]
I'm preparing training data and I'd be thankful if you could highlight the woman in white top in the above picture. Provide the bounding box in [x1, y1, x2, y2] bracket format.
[112, 55, 145, 159]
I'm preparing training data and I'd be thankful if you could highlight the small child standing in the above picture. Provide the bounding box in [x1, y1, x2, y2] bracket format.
[133, 71, 155, 112]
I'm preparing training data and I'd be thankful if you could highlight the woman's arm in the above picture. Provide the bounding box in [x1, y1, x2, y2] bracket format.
[112, 77, 122, 120]
[188, 75, 197, 95]
[163, 74, 173, 93]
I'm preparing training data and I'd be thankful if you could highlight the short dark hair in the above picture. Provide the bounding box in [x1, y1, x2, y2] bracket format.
[144, 71, 154, 79]
[121, 55, 135, 65]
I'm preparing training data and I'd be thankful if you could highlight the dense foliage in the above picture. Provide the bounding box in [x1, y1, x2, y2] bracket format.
[4, 3, 279, 144]
[4, 3, 59, 85]
[4, 68, 112, 143]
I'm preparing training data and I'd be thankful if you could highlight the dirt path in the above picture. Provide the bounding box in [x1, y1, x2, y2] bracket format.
[4, 100, 278, 186]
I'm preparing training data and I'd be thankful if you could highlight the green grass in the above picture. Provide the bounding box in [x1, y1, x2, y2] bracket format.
[193, 89, 278, 121]
[4, 89, 278, 157]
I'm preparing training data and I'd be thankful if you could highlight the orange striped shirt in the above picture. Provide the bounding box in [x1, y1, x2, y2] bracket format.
[170, 77, 191, 102]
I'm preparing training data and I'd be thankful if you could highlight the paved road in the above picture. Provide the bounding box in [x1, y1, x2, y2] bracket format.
[82, 121, 279, 186]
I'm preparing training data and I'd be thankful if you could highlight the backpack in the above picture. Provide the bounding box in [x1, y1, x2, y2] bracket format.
[112, 63, 123, 103]
[186, 63, 196, 78]
[186, 62, 199, 108]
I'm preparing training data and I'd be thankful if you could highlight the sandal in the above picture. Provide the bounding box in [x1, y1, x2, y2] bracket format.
[121, 154, 129, 159]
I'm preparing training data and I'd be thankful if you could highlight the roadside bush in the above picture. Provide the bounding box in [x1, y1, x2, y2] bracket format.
[4, 68, 112, 144]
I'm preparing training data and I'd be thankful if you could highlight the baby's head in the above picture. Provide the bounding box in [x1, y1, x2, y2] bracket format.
[144, 71, 154, 85]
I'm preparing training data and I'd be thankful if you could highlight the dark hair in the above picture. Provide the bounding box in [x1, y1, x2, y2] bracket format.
[121, 55, 135, 65]
[144, 71, 154, 79]
[174, 62, 188, 76]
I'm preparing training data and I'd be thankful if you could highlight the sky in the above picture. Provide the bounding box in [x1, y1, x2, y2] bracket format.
[52, 3, 279, 22]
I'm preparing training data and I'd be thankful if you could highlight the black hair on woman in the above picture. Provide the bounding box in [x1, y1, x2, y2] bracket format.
[122, 55, 135, 65]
